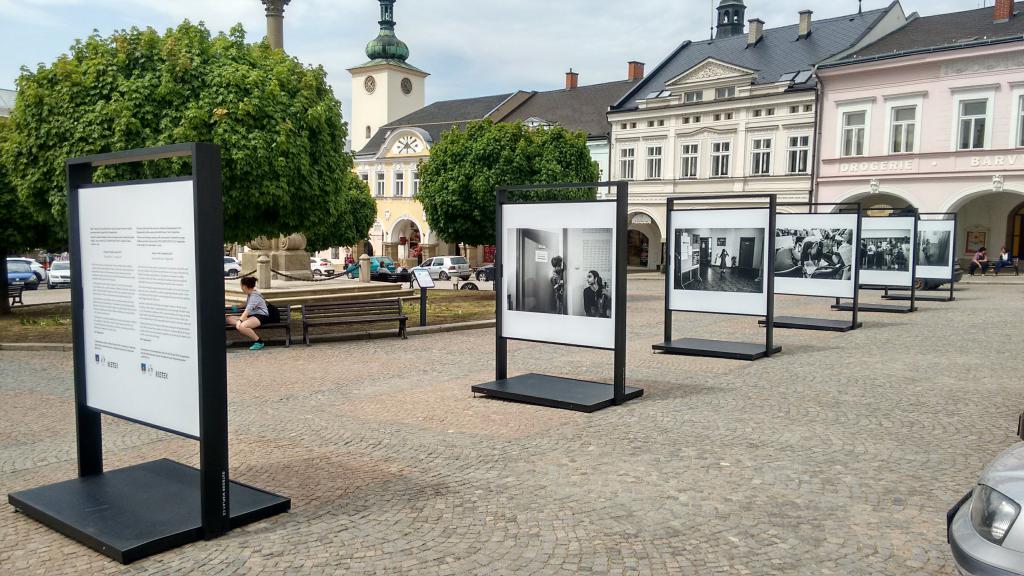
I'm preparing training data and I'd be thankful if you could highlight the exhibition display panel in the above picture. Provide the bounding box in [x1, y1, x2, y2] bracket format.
[832, 210, 919, 314]
[7, 144, 289, 564]
[760, 203, 863, 332]
[883, 213, 957, 303]
[471, 182, 643, 412]
[653, 195, 781, 360]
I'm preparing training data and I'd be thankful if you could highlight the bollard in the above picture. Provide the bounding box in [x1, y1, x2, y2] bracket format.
[257, 254, 272, 288]
[358, 254, 371, 284]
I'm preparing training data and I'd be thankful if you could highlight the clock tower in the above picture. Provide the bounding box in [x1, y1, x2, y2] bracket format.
[349, 0, 428, 152]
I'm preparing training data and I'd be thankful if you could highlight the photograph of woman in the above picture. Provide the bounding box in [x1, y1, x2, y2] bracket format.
[583, 270, 611, 318]
[717, 248, 730, 278]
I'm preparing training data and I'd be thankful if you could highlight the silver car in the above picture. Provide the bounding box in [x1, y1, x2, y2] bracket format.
[948, 441, 1024, 576]
[413, 256, 471, 281]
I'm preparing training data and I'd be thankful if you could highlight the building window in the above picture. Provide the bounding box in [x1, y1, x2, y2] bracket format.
[393, 171, 404, 196]
[658, 119, 665, 127]
[359, 173, 369, 184]
[412, 171, 420, 195]
[619, 147, 635, 180]
[789, 105, 800, 114]
[692, 115, 701, 124]
[788, 136, 810, 174]
[630, 122, 637, 129]
[713, 113, 721, 121]
[332, 247, 340, 259]
[646, 145, 662, 179]
[711, 142, 731, 177]
[375, 172, 385, 197]
[752, 109, 763, 118]
[842, 111, 866, 157]
[1018, 95, 1024, 148]
[804, 104, 813, 112]
[890, 106, 917, 154]
[684, 90, 703, 103]
[647, 120, 655, 127]
[765, 108, 775, 116]
[958, 99, 987, 150]
[680, 143, 699, 179]
[366, 126, 371, 139]
[751, 138, 772, 176]
[715, 86, 735, 99]
[681, 116, 690, 124]
[725, 112, 734, 120]
[620, 122, 627, 130]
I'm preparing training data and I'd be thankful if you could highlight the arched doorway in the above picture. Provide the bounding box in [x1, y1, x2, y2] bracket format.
[946, 188, 1024, 264]
[627, 212, 663, 270]
[390, 218, 422, 262]
[828, 191, 915, 214]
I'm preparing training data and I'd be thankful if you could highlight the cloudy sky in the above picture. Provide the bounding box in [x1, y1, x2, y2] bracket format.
[0, 0, 995, 123]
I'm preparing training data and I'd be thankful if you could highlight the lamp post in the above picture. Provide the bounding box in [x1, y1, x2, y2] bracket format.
[261, 0, 291, 50]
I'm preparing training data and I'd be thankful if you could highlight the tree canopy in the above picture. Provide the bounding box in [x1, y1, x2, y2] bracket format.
[416, 120, 599, 247]
[2, 21, 374, 248]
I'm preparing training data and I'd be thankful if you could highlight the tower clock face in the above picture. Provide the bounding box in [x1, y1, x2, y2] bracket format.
[401, 78, 413, 95]
[364, 76, 376, 94]
[392, 136, 422, 154]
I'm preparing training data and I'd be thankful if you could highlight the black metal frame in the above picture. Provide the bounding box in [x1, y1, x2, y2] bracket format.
[760, 202, 863, 332]
[654, 195, 781, 360]
[833, 207, 919, 314]
[471, 182, 642, 412]
[8, 143, 289, 563]
[883, 212, 958, 303]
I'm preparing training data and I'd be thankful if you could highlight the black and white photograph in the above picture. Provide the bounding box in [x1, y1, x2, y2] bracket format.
[673, 227, 765, 293]
[669, 208, 770, 316]
[773, 213, 859, 299]
[860, 216, 916, 287]
[916, 219, 955, 279]
[501, 201, 618, 349]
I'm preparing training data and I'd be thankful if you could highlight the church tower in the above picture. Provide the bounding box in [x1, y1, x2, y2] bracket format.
[716, 0, 746, 39]
[349, 0, 428, 152]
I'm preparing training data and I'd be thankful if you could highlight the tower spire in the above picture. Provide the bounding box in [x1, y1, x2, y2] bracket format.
[366, 0, 410, 62]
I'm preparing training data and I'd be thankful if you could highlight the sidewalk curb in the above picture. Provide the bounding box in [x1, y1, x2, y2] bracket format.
[0, 342, 74, 352]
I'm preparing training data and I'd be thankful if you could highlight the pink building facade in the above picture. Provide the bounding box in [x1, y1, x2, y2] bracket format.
[816, 37, 1024, 264]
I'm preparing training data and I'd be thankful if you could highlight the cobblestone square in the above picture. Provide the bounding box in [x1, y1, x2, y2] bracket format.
[1, 279, 1019, 575]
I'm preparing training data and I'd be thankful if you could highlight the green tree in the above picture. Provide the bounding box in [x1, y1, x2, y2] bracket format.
[3, 21, 374, 249]
[416, 120, 599, 248]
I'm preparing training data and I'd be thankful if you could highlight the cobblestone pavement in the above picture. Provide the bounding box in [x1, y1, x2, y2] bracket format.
[1, 280, 1020, 575]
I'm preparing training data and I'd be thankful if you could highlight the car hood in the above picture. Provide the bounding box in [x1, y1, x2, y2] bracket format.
[979, 442, 1024, 501]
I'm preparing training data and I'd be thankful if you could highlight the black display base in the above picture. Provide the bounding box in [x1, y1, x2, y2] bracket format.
[758, 316, 861, 332]
[8, 459, 290, 564]
[831, 303, 916, 313]
[881, 294, 953, 302]
[471, 373, 643, 413]
[652, 338, 781, 360]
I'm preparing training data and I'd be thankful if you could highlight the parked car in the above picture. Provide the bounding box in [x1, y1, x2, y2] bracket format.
[413, 256, 472, 281]
[6, 259, 40, 290]
[916, 263, 965, 290]
[46, 260, 72, 289]
[8, 257, 46, 282]
[345, 256, 396, 279]
[372, 266, 412, 283]
[474, 263, 495, 282]
[224, 256, 242, 277]
[310, 257, 336, 277]
[948, 441, 1024, 576]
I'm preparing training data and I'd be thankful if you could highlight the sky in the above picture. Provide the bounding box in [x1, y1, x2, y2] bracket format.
[0, 0, 997, 125]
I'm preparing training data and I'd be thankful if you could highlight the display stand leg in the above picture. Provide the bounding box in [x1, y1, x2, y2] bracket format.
[419, 287, 427, 327]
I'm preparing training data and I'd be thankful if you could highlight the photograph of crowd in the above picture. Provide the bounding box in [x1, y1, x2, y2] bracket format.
[505, 227, 613, 318]
[673, 227, 765, 293]
[774, 228, 854, 280]
[918, 229, 952, 267]
[860, 232, 912, 272]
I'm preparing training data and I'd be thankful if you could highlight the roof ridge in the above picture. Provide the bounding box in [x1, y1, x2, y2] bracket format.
[536, 79, 636, 95]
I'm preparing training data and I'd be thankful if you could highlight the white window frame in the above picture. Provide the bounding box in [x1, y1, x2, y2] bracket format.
[787, 135, 810, 175]
[750, 137, 773, 176]
[679, 142, 699, 179]
[884, 94, 923, 155]
[684, 90, 703, 103]
[645, 145, 663, 180]
[619, 146, 636, 180]
[1011, 85, 1024, 149]
[711, 141, 731, 178]
[835, 101, 872, 158]
[412, 170, 420, 195]
[715, 86, 735, 99]
[393, 170, 405, 197]
[375, 172, 385, 197]
[950, 87, 996, 151]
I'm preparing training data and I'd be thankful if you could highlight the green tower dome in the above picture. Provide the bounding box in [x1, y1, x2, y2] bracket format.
[366, 0, 409, 62]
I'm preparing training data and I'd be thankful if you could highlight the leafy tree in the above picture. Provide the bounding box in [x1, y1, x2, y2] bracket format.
[416, 120, 599, 247]
[3, 21, 374, 249]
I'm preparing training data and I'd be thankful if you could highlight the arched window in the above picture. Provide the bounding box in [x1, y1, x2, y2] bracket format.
[366, 126, 371, 139]
[734, 13, 741, 23]
[722, 9, 730, 24]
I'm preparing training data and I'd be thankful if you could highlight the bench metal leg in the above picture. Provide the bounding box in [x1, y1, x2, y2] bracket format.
[400, 320, 407, 339]
[303, 325, 310, 346]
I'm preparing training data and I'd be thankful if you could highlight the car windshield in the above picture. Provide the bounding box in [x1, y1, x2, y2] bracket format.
[51, 261, 70, 271]
[8, 262, 30, 273]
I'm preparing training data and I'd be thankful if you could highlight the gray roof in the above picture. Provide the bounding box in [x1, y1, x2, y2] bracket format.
[497, 79, 638, 139]
[843, 2, 1024, 60]
[611, 6, 892, 112]
[0, 88, 15, 117]
[356, 93, 513, 157]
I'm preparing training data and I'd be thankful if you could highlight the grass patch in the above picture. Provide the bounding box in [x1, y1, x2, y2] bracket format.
[0, 303, 74, 343]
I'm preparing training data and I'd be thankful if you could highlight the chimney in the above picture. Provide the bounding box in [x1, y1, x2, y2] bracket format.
[799, 10, 813, 38]
[994, 0, 1013, 22]
[565, 68, 579, 90]
[628, 61, 645, 81]
[747, 18, 764, 46]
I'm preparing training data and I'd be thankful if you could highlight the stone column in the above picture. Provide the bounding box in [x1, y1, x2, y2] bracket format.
[383, 242, 399, 260]
[358, 254, 372, 283]
[257, 254, 272, 289]
[421, 243, 437, 259]
[262, 0, 291, 50]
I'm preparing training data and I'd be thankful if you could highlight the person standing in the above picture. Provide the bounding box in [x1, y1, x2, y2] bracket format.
[549, 256, 566, 315]
[717, 248, 730, 279]
[225, 276, 269, 350]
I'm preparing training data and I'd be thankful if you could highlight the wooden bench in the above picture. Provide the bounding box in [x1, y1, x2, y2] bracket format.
[225, 304, 292, 347]
[301, 298, 407, 345]
[8, 284, 24, 306]
[988, 259, 1019, 276]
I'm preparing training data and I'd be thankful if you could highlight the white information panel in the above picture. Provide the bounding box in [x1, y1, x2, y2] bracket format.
[774, 213, 859, 299]
[79, 180, 200, 437]
[668, 208, 770, 316]
[501, 202, 617, 349]
[860, 216, 916, 287]
[917, 219, 955, 280]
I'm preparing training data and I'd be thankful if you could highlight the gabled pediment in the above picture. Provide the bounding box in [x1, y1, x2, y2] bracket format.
[665, 58, 756, 87]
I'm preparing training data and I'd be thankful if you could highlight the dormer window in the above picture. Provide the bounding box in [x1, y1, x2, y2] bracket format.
[684, 90, 703, 103]
[715, 86, 736, 99]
